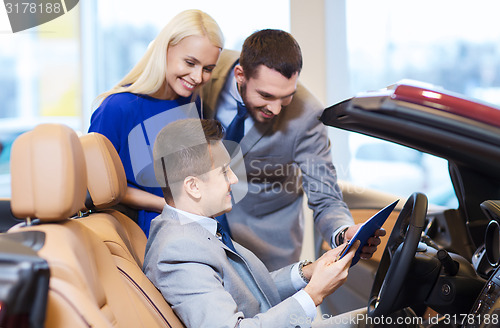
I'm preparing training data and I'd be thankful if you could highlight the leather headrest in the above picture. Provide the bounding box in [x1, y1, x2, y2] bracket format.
[80, 133, 127, 210]
[10, 124, 87, 222]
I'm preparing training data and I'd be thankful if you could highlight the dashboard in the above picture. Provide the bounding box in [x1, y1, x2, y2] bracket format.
[463, 200, 500, 327]
[465, 267, 500, 328]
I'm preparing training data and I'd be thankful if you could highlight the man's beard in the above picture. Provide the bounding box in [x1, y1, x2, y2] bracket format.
[238, 82, 274, 123]
[238, 82, 254, 120]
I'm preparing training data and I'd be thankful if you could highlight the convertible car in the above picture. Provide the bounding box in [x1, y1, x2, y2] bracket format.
[0, 80, 499, 327]
[320, 80, 500, 327]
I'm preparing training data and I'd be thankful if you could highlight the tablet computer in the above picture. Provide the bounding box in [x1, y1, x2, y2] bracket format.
[337, 199, 399, 266]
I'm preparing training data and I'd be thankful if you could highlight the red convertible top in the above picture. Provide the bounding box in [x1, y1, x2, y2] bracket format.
[391, 83, 500, 128]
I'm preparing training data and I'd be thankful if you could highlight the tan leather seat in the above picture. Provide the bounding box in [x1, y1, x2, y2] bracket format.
[9, 124, 182, 328]
[79, 132, 183, 327]
[79, 132, 145, 266]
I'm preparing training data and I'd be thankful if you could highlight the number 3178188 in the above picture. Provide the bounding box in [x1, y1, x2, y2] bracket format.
[5, 2, 62, 14]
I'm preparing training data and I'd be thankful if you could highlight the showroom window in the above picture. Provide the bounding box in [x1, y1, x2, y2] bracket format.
[0, 5, 81, 197]
[336, 0, 500, 207]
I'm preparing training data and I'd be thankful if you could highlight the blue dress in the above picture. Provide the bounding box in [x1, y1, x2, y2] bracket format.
[89, 92, 201, 236]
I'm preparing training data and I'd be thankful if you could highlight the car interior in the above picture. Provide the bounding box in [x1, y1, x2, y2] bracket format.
[2, 123, 184, 327]
[1, 96, 500, 327]
[320, 83, 500, 327]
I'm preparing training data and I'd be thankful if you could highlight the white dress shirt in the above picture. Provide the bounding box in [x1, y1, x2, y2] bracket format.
[166, 204, 317, 320]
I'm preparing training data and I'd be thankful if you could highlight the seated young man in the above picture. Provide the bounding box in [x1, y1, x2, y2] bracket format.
[144, 118, 369, 327]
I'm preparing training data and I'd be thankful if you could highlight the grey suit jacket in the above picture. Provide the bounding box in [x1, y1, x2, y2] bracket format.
[143, 206, 309, 328]
[202, 50, 354, 270]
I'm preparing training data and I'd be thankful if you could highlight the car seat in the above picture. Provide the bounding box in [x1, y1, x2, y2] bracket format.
[78, 131, 183, 327]
[79, 132, 145, 266]
[9, 124, 183, 327]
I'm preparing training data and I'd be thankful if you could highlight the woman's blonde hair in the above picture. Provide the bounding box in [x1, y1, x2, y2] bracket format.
[95, 9, 224, 104]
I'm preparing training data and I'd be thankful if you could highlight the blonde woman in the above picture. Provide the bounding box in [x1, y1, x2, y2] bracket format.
[89, 9, 223, 236]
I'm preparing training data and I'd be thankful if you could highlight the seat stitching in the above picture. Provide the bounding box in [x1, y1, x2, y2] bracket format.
[117, 267, 173, 328]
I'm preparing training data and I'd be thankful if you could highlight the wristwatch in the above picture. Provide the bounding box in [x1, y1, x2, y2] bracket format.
[336, 227, 349, 246]
[298, 260, 312, 283]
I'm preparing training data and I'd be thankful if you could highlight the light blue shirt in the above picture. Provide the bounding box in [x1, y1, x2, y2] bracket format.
[215, 69, 254, 135]
[166, 204, 317, 320]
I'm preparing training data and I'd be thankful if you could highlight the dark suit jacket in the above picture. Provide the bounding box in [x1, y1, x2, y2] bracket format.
[202, 50, 354, 270]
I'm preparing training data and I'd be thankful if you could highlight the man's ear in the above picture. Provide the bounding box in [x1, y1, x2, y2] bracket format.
[234, 65, 246, 85]
[183, 176, 201, 199]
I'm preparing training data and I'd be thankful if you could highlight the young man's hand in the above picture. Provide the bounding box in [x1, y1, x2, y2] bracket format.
[303, 241, 360, 306]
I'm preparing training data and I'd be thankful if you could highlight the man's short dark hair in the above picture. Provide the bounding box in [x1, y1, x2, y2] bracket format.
[153, 118, 224, 202]
[239, 29, 302, 79]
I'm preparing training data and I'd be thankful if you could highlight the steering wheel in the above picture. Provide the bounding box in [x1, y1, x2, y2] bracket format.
[368, 192, 428, 317]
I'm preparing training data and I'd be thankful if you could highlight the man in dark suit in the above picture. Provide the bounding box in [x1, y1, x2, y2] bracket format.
[202, 29, 384, 271]
[143, 118, 369, 327]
